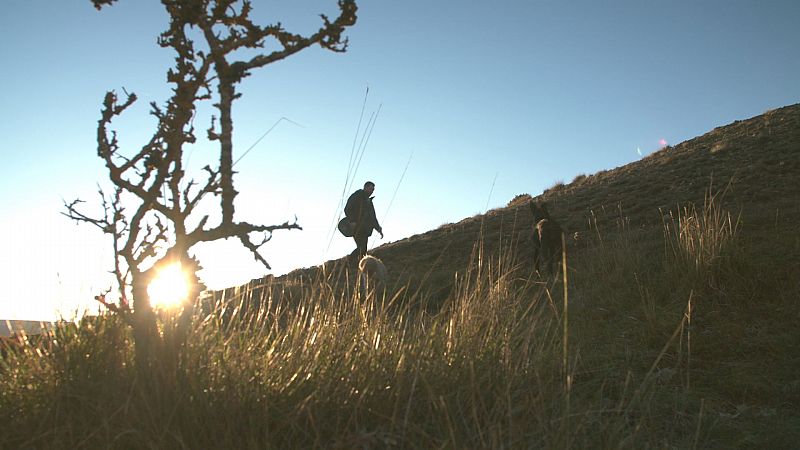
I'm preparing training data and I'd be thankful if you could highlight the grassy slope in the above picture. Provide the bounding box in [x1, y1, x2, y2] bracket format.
[283, 103, 799, 318]
[363, 102, 800, 294]
[278, 103, 800, 446]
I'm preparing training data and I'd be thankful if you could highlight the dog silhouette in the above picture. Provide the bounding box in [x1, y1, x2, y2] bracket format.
[529, 201, 564, 276]
[358, 255, 387, 301]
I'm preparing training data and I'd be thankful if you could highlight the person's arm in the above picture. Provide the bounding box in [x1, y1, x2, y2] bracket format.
[344, 191, 360, 220]
[371, 201, 383, 238]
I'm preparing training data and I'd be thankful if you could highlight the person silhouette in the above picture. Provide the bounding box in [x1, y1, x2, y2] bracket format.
[344, 181, 383, 260]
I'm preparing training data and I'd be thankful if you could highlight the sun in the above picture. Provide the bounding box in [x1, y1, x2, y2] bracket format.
[147, 262, 192, 310]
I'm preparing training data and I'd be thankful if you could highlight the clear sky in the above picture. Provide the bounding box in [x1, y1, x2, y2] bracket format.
[1, 0, 799, 321]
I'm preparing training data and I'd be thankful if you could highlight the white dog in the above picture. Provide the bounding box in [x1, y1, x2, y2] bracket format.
[358, 255, 387, 299]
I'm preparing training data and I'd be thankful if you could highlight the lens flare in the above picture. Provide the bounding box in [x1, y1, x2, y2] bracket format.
[659, 138, 668, 147]
[147, 262, 191, 309]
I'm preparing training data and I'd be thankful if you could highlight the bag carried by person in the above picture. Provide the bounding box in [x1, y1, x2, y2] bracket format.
[338, 217, 356, 237]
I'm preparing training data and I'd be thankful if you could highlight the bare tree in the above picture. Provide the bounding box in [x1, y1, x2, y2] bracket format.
[65, 0, 358, 371]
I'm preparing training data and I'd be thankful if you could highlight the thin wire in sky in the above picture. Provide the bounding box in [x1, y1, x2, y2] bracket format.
[324, 107, 382, 253]
[349, 104, 382, 193]
[325, 87, 371, 250]
[382, 151, 413, 225]
[485, 172, 499, 211]
[325, 88, 382, 255]
[186, 116, 303, 208]
[233, 116, 304, 168]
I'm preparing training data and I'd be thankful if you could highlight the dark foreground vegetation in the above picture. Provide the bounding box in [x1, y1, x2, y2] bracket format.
[2, 196, 798, 448]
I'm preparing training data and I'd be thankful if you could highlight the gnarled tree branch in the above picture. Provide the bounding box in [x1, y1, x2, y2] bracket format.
[71, 0, 357, 373]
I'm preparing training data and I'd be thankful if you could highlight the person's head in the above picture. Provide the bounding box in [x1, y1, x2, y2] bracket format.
[364, 181, 375, 195]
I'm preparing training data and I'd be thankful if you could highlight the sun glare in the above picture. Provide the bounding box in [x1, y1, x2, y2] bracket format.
[147, 263, 191, 310]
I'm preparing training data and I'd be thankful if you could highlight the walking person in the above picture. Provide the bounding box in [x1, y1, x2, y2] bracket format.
[344, 181, 383, 260]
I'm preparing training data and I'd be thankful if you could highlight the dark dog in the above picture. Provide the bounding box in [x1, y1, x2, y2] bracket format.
[529, 201, 564, 276]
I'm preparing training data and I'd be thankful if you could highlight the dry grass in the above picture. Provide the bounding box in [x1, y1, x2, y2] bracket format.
[3, 195, 798, 447]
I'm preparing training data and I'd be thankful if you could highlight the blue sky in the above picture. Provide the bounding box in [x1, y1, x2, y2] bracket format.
[1, 0, 799, 321]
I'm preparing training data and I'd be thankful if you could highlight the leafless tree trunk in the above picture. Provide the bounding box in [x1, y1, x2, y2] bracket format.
[66, 0, 358, 373]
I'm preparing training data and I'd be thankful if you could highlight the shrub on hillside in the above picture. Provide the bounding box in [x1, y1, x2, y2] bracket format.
[507, 193, 532, 208]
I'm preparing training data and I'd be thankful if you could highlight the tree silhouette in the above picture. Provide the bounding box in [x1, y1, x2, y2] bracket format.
[65, 0, 358, 373]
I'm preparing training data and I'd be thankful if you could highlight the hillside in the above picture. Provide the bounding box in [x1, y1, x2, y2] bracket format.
[255, 103, 799, 301]
[231, 102, 798, 446]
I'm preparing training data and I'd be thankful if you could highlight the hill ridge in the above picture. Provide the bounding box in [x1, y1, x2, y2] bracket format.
[233, 103, 799, 299]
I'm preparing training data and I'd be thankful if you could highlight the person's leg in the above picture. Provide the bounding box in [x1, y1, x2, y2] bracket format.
[351, 235, 368, 260]
[356, 235, 368, 258]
